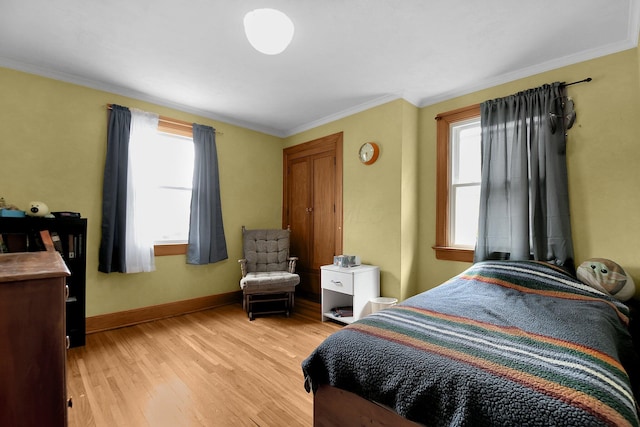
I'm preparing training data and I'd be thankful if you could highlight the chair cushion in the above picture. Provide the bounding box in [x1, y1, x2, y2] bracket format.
[243, 229, 291, 272]
[240, 271, 300, 293]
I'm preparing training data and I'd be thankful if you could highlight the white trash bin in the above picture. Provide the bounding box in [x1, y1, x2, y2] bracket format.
[370, 297, 398, 313]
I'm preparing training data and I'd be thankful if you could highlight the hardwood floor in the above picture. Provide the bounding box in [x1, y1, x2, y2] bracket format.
[66, 299, 340, 427]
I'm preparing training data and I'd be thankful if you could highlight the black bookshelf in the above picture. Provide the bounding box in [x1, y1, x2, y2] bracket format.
[0, 216, 87, 347]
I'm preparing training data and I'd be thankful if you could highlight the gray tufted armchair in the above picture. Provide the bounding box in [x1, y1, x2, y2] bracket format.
[238, 226, 300, 320]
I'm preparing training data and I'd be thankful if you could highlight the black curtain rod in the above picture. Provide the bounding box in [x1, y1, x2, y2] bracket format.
[562, 77, 592, 87]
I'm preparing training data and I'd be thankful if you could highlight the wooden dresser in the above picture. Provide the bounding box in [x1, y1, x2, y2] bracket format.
[0, 251, 70, 427]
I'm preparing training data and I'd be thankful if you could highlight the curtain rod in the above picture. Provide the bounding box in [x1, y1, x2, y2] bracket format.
[106, 104, 223, 136]
[561, 77, 592, 87]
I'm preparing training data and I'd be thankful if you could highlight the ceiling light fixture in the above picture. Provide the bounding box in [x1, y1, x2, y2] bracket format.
[243, 8, 294, 55]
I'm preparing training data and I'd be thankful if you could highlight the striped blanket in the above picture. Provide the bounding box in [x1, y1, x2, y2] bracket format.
[302, 261, 639, 426]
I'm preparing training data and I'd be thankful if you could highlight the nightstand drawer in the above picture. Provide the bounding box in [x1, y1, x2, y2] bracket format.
[321, 270, 354, 295]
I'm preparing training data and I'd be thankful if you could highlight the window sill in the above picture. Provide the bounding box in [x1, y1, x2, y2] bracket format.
[433, 246, 474, 263]
[154, 243, 187, 256]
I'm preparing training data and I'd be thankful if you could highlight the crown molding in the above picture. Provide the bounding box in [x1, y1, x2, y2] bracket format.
[0, 57, 287, 137]
[418, 38, 638, 108]
[283, 93, 404, 137]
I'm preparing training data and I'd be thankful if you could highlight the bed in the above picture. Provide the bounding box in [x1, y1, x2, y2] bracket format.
[302, 260, 640, 426]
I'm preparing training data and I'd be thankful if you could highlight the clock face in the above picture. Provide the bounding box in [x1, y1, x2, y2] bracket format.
[359, 142, 379, 165]
[360, 143, 373, 161]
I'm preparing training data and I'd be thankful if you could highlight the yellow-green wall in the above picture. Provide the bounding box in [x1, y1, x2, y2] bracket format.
[284, 100, 419, 300]
[417, 48, 640, 295]
[2, 45, 639, 319]
[287, 48, 640, 300]
[0, 67, 284, 316]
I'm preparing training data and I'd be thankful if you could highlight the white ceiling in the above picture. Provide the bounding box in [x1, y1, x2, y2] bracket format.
[1, 0, 638, 137]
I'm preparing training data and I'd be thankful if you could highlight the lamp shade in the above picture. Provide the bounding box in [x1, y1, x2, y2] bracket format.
[243, 8, 294, 55]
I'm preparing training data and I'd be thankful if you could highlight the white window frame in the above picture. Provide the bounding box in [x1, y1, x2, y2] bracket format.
[448, 117, 481, 248]
[148, 131, 194, 245]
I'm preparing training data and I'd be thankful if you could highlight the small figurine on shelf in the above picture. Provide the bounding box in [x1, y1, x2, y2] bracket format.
[25, 201, 55, 218]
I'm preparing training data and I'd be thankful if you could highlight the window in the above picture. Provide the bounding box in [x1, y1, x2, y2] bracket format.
[434, 104, 481, 262]
[153, 117, 196, 256]
[450, 118, 481, 246]
[147, 131, 194, 244]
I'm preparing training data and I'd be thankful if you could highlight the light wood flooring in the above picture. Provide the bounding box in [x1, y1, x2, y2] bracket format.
[66, 299, 340, 427]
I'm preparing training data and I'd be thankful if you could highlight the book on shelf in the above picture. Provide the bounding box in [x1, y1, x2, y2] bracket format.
[49, 231, 64, 253]
[38, 230, 56, 252]
[68, 234, 75, 258]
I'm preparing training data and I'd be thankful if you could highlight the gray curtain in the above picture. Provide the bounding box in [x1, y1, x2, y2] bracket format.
[98, 105, 131, 273]
[474, 82, 574, 270]
[187, 124, 228, 264]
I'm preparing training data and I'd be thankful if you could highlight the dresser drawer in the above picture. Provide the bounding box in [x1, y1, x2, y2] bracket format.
[321, 269, 354, 295]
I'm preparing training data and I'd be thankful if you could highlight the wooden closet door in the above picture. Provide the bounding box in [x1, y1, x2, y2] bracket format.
[287, 157, 312, 276]
[312, 153, 336, 270]
[283, 132, 343, 301]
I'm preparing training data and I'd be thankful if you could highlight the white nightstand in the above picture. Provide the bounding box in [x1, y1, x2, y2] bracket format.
[321, 264, 380, 324]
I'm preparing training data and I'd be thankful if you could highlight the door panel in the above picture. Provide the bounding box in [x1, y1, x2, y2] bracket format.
[288, 159, 311, 274]
[312, 153, 336, 270]
[283, 132, 343, 301]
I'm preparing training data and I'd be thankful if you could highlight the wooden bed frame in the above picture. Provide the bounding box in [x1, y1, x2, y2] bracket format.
[313, 384, 424, 427]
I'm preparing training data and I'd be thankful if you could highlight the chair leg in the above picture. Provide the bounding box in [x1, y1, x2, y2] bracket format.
[285, 291, 294, 317]
[244, 291, 295, 320]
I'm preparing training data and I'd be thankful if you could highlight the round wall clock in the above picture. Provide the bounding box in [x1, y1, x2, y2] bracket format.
[358, 142, 379, 165]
